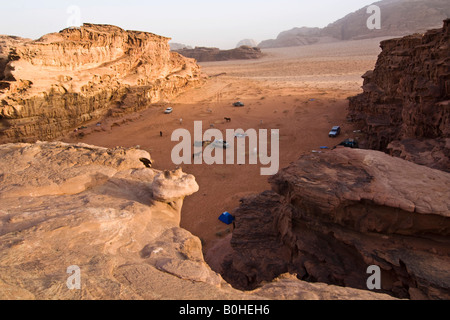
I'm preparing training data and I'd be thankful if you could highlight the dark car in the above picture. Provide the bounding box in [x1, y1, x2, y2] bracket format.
[233, 101, 245, 107]
[329, 126, 341, 137]
[339, 138, 359, 148]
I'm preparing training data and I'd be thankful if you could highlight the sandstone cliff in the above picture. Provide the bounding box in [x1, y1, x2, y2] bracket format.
[0, 24, 203, 144]
[220, 148, 450, 300]
[173, 46, 263, 62]
[0, 142, 396, 300]
[348, 19, 450, 172]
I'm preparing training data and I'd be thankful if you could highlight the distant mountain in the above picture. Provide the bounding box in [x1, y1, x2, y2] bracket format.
[259, 27, 320, 48]
[236, 39, 258, 48]
[169, 42, 193, 50]
[173, 46, 263, 62]
[259, 0, 450, 48]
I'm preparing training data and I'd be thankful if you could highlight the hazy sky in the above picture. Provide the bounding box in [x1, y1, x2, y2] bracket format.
[1, 0, 376, 49]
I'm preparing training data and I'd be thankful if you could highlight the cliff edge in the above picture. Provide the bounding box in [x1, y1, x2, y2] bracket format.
[0, 24, 203, 143]
[0, 142, 396, 300]
[220, 148, 450, 300]
[348, 19, 450, 172]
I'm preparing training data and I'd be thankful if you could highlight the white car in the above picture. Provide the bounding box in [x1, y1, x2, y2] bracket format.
[212, 139, 230, 149]
[164, 107, 173, 114]
[329, 126, 341, 137]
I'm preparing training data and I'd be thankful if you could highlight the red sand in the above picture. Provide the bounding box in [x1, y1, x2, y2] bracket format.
[63, 38, 383, 253]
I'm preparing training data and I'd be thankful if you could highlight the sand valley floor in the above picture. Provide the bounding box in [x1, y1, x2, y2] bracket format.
[62, 37, 387, 253]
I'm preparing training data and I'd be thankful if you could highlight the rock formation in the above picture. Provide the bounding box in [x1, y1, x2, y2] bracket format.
[259, 27, 330, 49]
[236, 39, 258, 48]
[324, 0, 450, 41]
[258, 0, 450, 48]
[169, 42, 193, 50]
[348, 19, 450, 172]
[0, 24, 203, 144]
[220, 148, 450, 300]
[0, 142, 397, 300]
[174, 46, 263, 62]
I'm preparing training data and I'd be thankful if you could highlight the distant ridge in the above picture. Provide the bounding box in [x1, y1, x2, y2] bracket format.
[259, 0, 450, 48]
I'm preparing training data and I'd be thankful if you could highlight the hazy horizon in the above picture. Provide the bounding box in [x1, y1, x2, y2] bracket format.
[1, 0, 377, 49]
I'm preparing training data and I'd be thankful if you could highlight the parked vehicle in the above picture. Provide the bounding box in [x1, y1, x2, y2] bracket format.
[329, 126, 341, 137]
[233, 101, 245, 107]
[164, 107, 173, 114]
[338, 138, 359, 148]
[212, 139, 230, 149]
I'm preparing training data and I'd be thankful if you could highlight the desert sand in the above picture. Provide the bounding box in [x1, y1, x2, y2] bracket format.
[62, 37, 386, 253]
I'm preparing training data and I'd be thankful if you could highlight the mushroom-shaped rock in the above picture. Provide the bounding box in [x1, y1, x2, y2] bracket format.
[152, 168, 199, 202]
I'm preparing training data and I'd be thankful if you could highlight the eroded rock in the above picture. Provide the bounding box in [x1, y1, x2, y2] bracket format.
[0, 142, 218, 299]
[152, 168, 200, 203]
[220, 148, 450, 299]
[0, 24, 203, 143]
[0, 142, 399, 300]
[348, 19, 450, 172]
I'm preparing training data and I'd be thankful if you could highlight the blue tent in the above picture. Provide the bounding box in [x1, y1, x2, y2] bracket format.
[218, 212, 235, 225]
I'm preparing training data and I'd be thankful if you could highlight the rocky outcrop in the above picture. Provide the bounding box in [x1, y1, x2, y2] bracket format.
[174, 46, 263, 62]
[0, 24, 203, 144]
[386, 138, 450, 172]
[258, 0, 450, 48]
[220, 148, 450, 300]
[1, 36, 30, 82]
[152, 168, 199, 203]
[0, 141, 215, 299]
[236, 39, 258, 48]
[0, 142, 397, 300]
[348, 19, 450, 172]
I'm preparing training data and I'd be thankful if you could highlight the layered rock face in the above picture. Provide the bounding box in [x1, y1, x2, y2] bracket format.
[221, 148, 450, 300]
[0, 142, 396, 300]
[0, 24, 202, 143]
[348, 19, 450, 172]
[173, 46, 263, 62]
